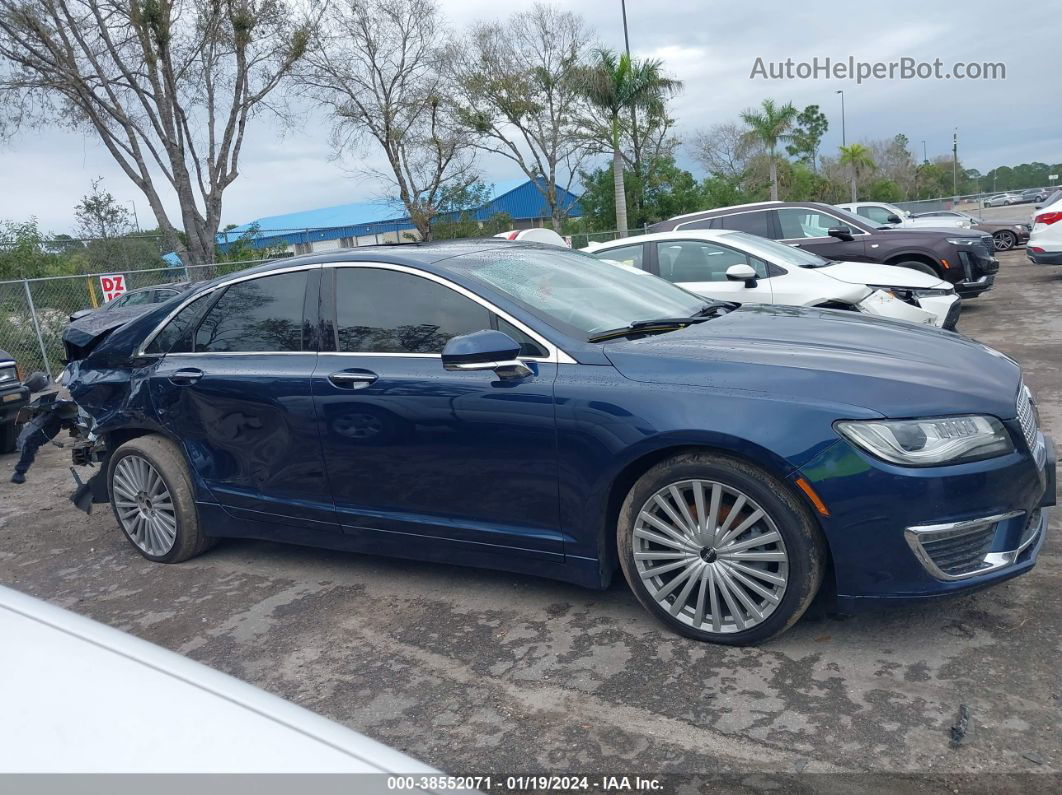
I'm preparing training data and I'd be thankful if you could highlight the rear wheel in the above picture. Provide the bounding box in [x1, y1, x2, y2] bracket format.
[992, 231, 1017, 251]
[107, 435, 212, 563]
[617, 452, 826, 645]
[892, 260, 939, 278]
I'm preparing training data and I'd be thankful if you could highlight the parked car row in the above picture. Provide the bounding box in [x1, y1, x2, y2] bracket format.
[984, 188, 1054, 207]
[837, 201, 1030, 252]
[7, 231, 1051, 647]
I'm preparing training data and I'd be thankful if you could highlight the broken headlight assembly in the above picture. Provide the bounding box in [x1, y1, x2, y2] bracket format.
[835, 416, 1014, 466]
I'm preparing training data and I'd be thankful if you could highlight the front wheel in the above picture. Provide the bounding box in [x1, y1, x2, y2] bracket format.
[107, 435, 213, 563]
[617, 452, 826, 645]
[992, 231, 1017, 251]
[892, 260, 939, 278]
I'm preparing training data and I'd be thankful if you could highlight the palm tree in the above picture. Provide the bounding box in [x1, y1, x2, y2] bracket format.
[580, 49, 681, 233]
[838, 143, 876, 202]
[740, 99, 798, 201]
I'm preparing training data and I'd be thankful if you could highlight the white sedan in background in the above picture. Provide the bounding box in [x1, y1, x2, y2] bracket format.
[584, 230, 961, 329]
[835, 201, 970, 230]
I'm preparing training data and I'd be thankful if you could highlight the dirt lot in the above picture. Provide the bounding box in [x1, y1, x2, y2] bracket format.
[1, 248, 1060, 780]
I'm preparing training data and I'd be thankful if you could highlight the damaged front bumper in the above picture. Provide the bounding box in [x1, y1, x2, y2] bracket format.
[856, 289, 940, 326]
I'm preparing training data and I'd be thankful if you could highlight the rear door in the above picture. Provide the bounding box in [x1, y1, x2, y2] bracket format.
[148, 268, 336, 530]
[311, 264, 563, 561]
[774, 207, 871, 262]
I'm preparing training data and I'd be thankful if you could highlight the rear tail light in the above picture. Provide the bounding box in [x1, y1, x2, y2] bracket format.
[1034, 212, 1062, 226]
[1030, 247, 1045, 254]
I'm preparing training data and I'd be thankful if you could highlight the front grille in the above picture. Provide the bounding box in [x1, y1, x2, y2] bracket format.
[918, 524, 997, 576]
[1016, 382, 1039, 449]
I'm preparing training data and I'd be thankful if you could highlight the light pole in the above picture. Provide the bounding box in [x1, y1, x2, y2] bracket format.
[921, 139, 928, 164]
[126, 199, 141, 233]
[835, 90, 846, 147]
[952, 128, 959, 198]
[621, 0, 630, 54]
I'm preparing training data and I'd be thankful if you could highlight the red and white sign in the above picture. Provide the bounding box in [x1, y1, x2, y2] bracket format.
[99, 274, 127, 302]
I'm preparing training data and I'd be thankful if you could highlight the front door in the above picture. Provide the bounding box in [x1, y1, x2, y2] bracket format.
[775, 207, 871, 262]
[148, 268, 336, 529]
[651, 239, 774, 304]
[312, 265, 563, 559]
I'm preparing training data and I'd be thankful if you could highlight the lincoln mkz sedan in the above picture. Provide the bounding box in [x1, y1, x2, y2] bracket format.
[45, 240, 1054, 644]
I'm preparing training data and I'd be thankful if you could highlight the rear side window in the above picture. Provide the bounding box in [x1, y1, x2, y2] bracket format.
[193, 272, 308, 353]
[718, 211, 772, 237]
[335, 268, 492, 354]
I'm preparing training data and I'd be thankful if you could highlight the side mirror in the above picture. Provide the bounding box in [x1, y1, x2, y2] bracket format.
[725, 263, 759, 288]
[69, 309, 92, 322]
[22, 371, 49, 393]
[886, 214, 903, 224]
[441, 330, 532, 380]
[827, 226, 854, 241]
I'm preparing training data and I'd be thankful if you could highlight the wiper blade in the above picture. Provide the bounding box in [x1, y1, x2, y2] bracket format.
[691, 300, 738, 317]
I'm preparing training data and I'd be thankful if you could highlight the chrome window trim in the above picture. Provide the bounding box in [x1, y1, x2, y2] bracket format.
[325, 261, 576, 364]
[135, 264, 323, 357]
[774, 207, 869, 240]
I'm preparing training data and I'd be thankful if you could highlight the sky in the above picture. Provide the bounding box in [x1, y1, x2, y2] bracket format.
[0, 0, 1058, 235]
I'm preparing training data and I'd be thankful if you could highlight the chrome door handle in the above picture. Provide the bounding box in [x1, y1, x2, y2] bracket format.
[328, 371, 378, 389]
[169, 368, 204, 386]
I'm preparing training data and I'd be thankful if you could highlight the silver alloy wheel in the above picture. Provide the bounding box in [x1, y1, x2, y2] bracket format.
[992, 231, 1015, 251]
[633, 479, 789, 633]
[112, 454, 177, 556]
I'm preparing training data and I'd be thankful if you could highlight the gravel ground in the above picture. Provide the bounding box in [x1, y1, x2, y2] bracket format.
[1, 247, 1059, 783]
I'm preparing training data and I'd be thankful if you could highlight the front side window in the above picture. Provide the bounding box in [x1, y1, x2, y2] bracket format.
[656, 241, 753, 282]
[593, 244, 644, 269]
[193, 271, 307, 353]
[145, 292, 216, 354]
[335, 268, 492, 354]
[777, 208, 857, 239]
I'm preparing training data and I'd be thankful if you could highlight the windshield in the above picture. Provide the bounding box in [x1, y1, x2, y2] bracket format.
[719, 231, 830, 268]
[458, 247, 707, 338]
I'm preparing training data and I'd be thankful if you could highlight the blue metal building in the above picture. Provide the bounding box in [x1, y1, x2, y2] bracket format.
[217, 178, 582, 255]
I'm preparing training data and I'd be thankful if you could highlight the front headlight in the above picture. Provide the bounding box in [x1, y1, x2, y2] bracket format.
[868, 286, 954, 302]
[835, 416, 1014, 466]
[0, 365, 17, 384]
[945, 237, 978, 246]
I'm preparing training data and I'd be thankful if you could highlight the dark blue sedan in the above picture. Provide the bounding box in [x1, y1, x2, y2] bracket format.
[59, 241, 1054, 644]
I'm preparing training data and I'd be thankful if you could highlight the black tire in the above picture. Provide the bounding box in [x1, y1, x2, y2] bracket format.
[0, 421, 18, 454]
[992, 231, 1017, 251]
[107, 434, 213, 563]
[892, 260, 939, 278]
[617, 451, 826, 645]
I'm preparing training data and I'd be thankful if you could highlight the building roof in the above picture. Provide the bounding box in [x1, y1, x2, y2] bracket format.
[216, 178, 582, 250]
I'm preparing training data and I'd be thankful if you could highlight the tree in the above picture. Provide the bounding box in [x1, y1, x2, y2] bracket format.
[578, 154, 702, 232]
[0, 1, 312, 265]
[578, 49, 681, 233]
[785, 105, 829, 171]
[297, 0, 476, 241]
[74, 178, 131, 240]
[740, 99, 798, 201]
[451, 4, 590, 232]
[689, 122, 758, 182]
[839, 143, 876, 202]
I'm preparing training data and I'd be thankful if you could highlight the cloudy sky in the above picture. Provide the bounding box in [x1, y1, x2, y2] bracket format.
[0, 0, 1057, 235]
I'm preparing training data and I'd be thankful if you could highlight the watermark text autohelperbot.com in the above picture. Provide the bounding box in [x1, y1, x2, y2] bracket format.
[750, 56, 1005, 83]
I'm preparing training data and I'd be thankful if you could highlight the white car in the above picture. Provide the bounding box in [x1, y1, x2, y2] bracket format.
[1027, 194, 1062, 266]
[495, 228, 569, 247]
[0, 584, 438, 777]
[836, 202, 969, 230]
[584, 230, 961, 329]
[984, 193, 1023, 207]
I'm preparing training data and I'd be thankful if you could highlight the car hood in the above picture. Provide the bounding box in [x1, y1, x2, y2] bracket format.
[63, 305, 157, 354]
[816, 261, 948, 289]
[602, 305, 1020, 419]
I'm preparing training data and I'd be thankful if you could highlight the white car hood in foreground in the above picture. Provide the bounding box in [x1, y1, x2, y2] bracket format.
[0, 585, 438, 776]
[817, 261, 949, 290]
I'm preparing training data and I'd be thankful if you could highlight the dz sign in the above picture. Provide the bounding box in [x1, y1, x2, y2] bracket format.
[99, 274, 127, 303]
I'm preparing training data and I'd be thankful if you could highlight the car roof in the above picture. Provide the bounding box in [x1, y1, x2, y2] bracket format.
[590, 230, 741, 248]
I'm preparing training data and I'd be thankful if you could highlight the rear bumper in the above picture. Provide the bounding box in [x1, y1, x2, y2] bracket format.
[1027, 248, 1062, 265]
[0, 385, 29, 423]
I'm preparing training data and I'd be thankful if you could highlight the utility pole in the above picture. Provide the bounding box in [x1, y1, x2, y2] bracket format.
[620, 0, 640, 230]
[621, 0, 631, 53]
[921, 139, 928, 164]
[952, 128, 959, 197]
[836, 90, 846, 147]
[127, 200, 141, 233]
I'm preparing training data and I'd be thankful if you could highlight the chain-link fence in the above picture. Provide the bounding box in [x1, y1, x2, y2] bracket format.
[0, 259, 274, 379]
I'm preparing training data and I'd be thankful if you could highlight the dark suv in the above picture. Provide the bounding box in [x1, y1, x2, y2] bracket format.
[0, 349, 30, 453]
[650, 201, 998, 298]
